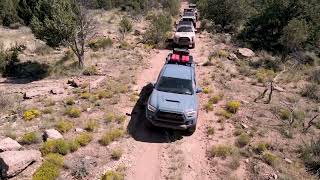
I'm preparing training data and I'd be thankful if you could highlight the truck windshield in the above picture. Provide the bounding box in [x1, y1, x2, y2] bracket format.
[156, 77, 193, 95]
[177, 26, 193, 32]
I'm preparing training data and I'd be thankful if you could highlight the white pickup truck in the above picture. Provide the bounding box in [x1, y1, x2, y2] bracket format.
[173, 24, 196, 49]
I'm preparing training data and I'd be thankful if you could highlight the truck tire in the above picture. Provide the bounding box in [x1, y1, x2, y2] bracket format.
[191, 43, 195, 49]
[185, 126, 196, 136]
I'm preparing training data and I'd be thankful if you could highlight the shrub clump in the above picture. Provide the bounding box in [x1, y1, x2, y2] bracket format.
[88, 37, 113, 51]
[23, 109, 41, 121]
[84, 119, 99, 132]
[75, 132, 93, 146]
[68, 140, 80, 152]
[262, 152, 278, 167]
[33, 153, 64, 180]
[209, 94, 223, 104]
[299, 138, 320, 176]
[55, 120, 74, 134]
[301, 83, 320, 102]
[111, 148, 123, 160]
[203, 102, 213, 112]
[99, 129, 124, 146]
[40, 139, 70, 156]
[101, 170, 124, 180]
[236, 133, 251, 147]
[65, 107, 81, 118]
[226, 101, 241, 113]
[255, 142, 270, 154]
[208, 145, 234, 158]
[215, 109, 233, 119]
[83, 66, 98, 76]
[19, 132, 40, 145]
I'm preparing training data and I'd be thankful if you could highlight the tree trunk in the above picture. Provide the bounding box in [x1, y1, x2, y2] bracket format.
[78, 54, 84, 68]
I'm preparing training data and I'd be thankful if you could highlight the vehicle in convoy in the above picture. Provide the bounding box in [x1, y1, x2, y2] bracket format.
[173, 24, 196, 48]
[184, 7, 199, 20]
[189, 4, 199, 20]
[146, 49, 202, 135]
[182, 11, 197, 27]
[176, 20, 195, 30]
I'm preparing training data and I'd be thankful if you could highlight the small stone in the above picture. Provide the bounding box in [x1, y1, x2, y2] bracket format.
[241, 123, 249, 129]
[284, 158, 293, 164]
[43, 129, 63, 141]
[0, 138, 22, 152]
[75, 128, 84, 133]
[228, 53, 238, 60]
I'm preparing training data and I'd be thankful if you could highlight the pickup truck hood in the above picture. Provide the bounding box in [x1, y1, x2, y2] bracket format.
[174, 32, 195, 38]
[149, 89, 196, 113]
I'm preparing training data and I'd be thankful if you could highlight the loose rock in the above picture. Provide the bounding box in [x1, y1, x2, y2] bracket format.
[237, 48, 255, 58]
[43, 129, 63, 141]
[0, 138, 22, 152]
[0, 150, 41, 178]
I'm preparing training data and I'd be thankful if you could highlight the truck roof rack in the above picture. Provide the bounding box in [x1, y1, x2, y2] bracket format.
[166, 49, 193, 65]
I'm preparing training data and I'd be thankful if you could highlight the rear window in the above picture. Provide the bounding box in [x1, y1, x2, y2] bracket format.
[184, 12, 194, 16]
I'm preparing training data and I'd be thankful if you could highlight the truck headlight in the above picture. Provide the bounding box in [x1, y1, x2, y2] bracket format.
[186, 111, 197, 118]
[148, 104, 157, 112]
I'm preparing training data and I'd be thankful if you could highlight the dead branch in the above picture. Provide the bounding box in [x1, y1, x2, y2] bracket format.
[265, 81, 274, 104]
[303, 114, 319, 133]
[254, 87, 268, 103]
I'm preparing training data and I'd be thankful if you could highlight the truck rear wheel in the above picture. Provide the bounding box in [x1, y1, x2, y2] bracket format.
[185, 126, 196, 136]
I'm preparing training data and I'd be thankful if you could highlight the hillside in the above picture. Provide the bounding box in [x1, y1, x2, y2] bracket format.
[0, 0, 319, 180]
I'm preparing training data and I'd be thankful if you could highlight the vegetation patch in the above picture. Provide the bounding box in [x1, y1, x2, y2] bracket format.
[40, 139, 70, 156]
[299, 138, 320, 176]
[88, 37, 113, 51]
[236, 133, 251, 147]
[262, 152, 278, 167]
[68, 140, 80, 152]
[65, 107, 81, 118]
[208, 145, 234, 158]
[111, 148, 123, 160]
[101, 170, 124, 180]
[83, 66, 98, 76]
[226, 101, 241, 113]
[33, 153, 64, 180]
[23, 109, 41, 121]
[19, 132, 40, 145]
[99, 129, 124, 146]
[255, 142, 271, 154]
[203, 102, 214, 112]
[84, 119, 99, 132]
[75, 132, 93, 146]
[209, 94, 223, 104]
[215, 109, 233, 119]
[55, 120, 74, 134]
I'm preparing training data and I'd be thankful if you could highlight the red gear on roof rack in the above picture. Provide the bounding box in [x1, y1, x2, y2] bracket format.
[171, 54, 180, 62]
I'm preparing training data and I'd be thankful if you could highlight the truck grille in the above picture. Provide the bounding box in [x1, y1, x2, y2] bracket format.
[156, 111, 184, 122]
[179, 37, 190, 45]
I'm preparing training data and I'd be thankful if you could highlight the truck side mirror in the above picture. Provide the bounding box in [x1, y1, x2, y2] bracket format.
[196, 87, 202, 93]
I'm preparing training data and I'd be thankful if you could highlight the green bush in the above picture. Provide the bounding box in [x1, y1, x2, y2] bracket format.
[206, 126, 215, 136]
[236, 133, 251, 147]
[115, 115, 126, 124]
[209, 94, 223, 104]
[65, 107, 81, 118]
[99, 129, 124, 146]
[33, 153, 64, 180]
[75, 132, 93, 146]
[68, 140, 80, 152]
[88, 37, 113, 51]
[65, 97, 75, 105]
[143, 13, 172, 48]
[226, 101, 241, 113]
[279, 109, 291, 120]
[215, 109, 233, 119]
[101, 170, 124, 180]
[19, 132, 40, 145]
[299, 138, 320, 176]
[40, 139, 70, 156]
[84, 119, 99, 132]
[119, 16, 132, 39]
[255, 69, 276, 84]
[23, 109, 41, 121]
[255, 142, 270, 154]
[208, 145, 234, 158]
[111, 148, 123, 160]
[105, 112, 115, 123]
[203, 102, 213, 112]
[262, 152, 278, 167]
[83, 66, 98, 76]
[55, 120, 74, 133]
[301, 83, 320, 102]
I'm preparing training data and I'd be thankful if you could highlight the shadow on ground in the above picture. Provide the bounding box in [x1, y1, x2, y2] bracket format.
[127, 83, 186, 143]
[1, 61, 50, 84]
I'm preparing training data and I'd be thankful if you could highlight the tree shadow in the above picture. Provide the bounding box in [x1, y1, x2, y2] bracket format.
[1, 61, 50, 84]
[127, 83, 185, 143]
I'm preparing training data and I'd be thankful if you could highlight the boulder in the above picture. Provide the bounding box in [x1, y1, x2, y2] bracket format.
[0, 150, 41, 178]
[67, 79, 79, 88]
[237, 48, 255, 58]
[0, 138, 22, 152]
[43, 129, 63, 141]
[228, 53, 238, 61]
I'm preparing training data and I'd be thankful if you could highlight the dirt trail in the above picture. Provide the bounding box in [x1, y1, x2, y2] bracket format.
[126, 1, 213, 179]
[126, 50, 169, 180]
